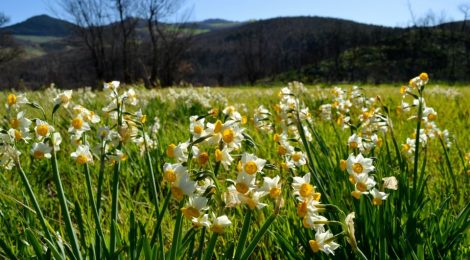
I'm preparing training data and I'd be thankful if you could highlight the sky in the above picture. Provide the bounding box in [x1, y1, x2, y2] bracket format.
[0, 0, 468, 27]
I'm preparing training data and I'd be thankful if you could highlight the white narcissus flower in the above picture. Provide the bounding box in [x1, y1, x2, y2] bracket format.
[240, 153, 266, 175]
[292, 172, 320, 201]
[223, 185, 241, 208]
[163, 163, 186, 183]
[189, 116, 207, 139]
[348, 134, 362, 150]
[71, 145, 93, 165]
[52, 132, 62, 151]
[354, 173, 376, 193]
[261, 175, 282, 198]
[287, 151, 306, 168]
[371, 188, 389, 206]
[382, 176, 398, 190]
[171, 171, 196, 201]
[303, 211, 328, 231]
[211, 214, 231, 234]
[402, 137, 415, 157]
[346, 153, 374, 176]
[104, 81, 120, 92]
[215, 147, 234, 170]
[31, 143, 52, 160]
[122, 88, 138, 106]
[54, 90, 73, 108]
[34, 119, 54, 139]
[238, 190, 268, 210]
[309, 230, 340, 255]
[73, 105, 100, 124]
[10, 111, 32, 132]
[69, 115, 91, 138]
[192, 214, 211, 228]
[181, 195, 209, 220]
[223, 105, 242, 121]
[232, 172, 256, 195]
[6, 93, 28, 108]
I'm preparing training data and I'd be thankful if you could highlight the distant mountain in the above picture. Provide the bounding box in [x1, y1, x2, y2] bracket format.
[3, 15, 77, 37]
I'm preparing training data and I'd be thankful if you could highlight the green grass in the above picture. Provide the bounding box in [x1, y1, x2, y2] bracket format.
[13, 35, 64, 44]
[0, 82, 469, 259]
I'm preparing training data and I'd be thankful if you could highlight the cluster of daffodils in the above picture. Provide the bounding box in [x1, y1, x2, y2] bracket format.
[340, 154, 397, 204]
[164, 104, 283, 235]
[398, 73, 452, 158]
[319, 86, 388, 154]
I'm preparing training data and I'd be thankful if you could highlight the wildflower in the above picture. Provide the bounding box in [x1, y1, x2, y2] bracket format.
[382, 176, 398, 190]
[163, 163, 186, 183]
[346, 153, 374, 176]
[292, 173, 320, 201]
[104, 81, 120, 92]
[371, 188, 389, 205]
[309, 230, 340, 255]
[261, 175, 282, 198]
[190, 116, 207, 139]
[354, 173, 376, 193]
[10, 111, 32, 132]
[171, 171, 196, 201]
[192, 214, 211, 228]
[69, 115, 91, 137]
[211, 214, 232, 234]
[34, 119, 54, 139]
[287, 151, 307, 168]
[122, 88, 138, 106]
[71, 145, 93, 165]
[240, 153, 266, 175]
[54, 90, 73, 108]
[238, 190, 268, 210]
[6, 93, 28, 108]
[348, 134, 362, 150]
[215, 147, 234, 170]
[233, 172, 256, 194]
[30, 143, 52, 160]
[181, 195, 209, 220]
[166, 143, 176, 158]
[402, 138, 415, 156]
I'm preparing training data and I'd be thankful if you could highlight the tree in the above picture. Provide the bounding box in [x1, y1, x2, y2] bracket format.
[0, 13, 22, 65]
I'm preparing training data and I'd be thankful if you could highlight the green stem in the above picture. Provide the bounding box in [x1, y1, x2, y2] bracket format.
[16, 162, 54, 243]
[194, 227, 206, 260]
[51, 150, 82, 260]
[84, 163, 107, 251]
[240, 214, 277, 260]
[109, 156, 121, 255]
[96, 141, 106, 213]
[169, 200, 185, 260]
[233, 209, 252, 260]
[203, 233, 219, 260]
[412, 94, 423, 203]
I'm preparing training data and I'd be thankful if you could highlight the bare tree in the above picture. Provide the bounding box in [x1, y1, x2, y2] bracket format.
[0, 13, 22, 65]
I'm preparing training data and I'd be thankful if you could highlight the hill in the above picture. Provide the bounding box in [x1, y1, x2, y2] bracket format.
[3, 15, 77, 37]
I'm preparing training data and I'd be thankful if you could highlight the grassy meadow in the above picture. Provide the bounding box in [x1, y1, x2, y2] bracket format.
[0, 78, 469, 259]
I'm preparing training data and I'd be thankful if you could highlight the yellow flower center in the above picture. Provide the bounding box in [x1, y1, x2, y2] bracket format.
[241, 116, 247, 125]
[10, 118, 20, 129]
[400, 86, 407, 95]
[193, 125, 203, 135]
[277, 145, 287, 155]
[351, 190, 362, 199]
[373, 197, 383, 206]
[211, 224, 224, 234]
[36, 125, 49, 137]
[171, 187, 184, 201]
[222, 128, 234, 144]
[181, 206, 200, 220]
[297, 201, 308, 218]
[299, 183, 313, 197]
[215, 149, 222, 162]
[7, 94, 17, 106]
[269, 187, 281, 198]
[198, 152, 209, 165]
[402, 144, 410, 152]
[245, 197, 257, 209]
[349, 175, 356, 185]
[273, 133, 280, 142]
[427, 113, 436, 121]
[140, 115, 147, 124]
[352, 163, 363, 174]
[60, 95, 69, 103]
[214, 120, 223, 133]
[164, 169, 176, 182]
[357, 182, 368, 192]
[292, 152, 301, 162]
[72, 118, 83, 129]
[312, 192, 321, 201]
[235, 182, 249, 194]
[349, 141, 358, 149]
[33, 150, 45, 159]
[244, 161, 258, 174]
[340, 159, 347, 171]
[14, 130, 22, 141]
[309, 240, 320, 253]
[76, 154, 88, 164]
[419, 72, 428, 81]
[166, 144, 176, 158]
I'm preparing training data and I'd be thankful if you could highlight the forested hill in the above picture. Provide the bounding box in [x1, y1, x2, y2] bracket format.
[1, 15, 469, 88]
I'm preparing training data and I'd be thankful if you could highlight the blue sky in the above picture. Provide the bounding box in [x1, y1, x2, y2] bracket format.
[0, 0, 468, 27]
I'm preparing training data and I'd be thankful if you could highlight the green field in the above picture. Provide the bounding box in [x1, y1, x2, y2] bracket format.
[0, 79, 469, 259]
